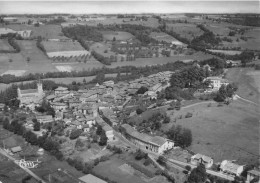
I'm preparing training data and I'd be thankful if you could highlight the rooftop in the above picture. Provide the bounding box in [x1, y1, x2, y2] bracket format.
[20, 89, 38, 94]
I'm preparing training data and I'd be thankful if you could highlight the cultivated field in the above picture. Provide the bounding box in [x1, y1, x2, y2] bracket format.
[101, 31, 134, 41]
[150, 32, 184, 45]
[42, 40, 85, 52]
[0, 24, 67, 39]
[167, 23, 204, 41]
[0, 39, 14, 51]
[163, 100, 260, 164]
[1, 70, 27, 76]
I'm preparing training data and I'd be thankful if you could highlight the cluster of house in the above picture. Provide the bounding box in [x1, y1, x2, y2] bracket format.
[191, 153, 260, 181]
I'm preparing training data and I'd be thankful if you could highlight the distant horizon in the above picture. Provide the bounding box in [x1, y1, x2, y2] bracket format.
[0, 1, 259, 14]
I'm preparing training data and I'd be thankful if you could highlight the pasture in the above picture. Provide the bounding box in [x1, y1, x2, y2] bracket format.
[167, 23, 203, 41]
[0, 40, 56, 75]
[0, 24, 67, 39]
[101, 31, 134, 41]
[0, 39, 14, 51]
[163, 100, 260, 164]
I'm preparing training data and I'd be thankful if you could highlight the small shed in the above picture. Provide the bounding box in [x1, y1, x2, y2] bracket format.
[11, 146, 22, 153]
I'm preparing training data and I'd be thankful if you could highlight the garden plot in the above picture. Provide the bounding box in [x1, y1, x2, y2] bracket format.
[1, 70, 26, 76]
[47, 50, 90, 58]
[150, 32, 184, 45]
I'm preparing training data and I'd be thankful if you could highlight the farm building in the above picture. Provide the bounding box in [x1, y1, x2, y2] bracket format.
[220, 160, 244, 176]
[191, 154, 213, 168]
[121, 124, 174, 154]
[17, 30, 32, 38]
[18, 82, 45, 109]
[79, 174, 107, 183]
[246, 169, 260, 183]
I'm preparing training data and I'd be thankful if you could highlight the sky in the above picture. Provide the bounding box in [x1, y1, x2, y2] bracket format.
[0, 1, 259, 14]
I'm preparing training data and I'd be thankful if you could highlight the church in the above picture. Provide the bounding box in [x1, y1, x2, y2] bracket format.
[17, 82, 45, 109]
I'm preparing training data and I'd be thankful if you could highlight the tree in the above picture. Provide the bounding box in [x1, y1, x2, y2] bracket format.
[9, 58, 13, 63]
[70, 129, 82, 140]
[113, 37, 116, 42]
[163, 116, 170, 123]
[96, 125, 103, 135]
[136, 86, 148, 94]
[83, 78, 86, 84]
[157, 156, 167, 166]
[27, 57, 30, 63]
[136, 108, 144, 115]
[33, 121, 41, 131]
[99, 131, 108, 146]
[187, 163, 207, 183]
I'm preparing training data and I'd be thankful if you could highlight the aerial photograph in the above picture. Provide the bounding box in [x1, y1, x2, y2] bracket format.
[0, 0, 259, 183]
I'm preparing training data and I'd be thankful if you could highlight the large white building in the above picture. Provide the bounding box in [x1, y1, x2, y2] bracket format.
[121, 124, 174, 154]
[220, 160, 244, 176]
[204, 76, 229, 91]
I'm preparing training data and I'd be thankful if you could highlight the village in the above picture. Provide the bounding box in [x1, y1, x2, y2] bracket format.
[0, 62, 259, 183]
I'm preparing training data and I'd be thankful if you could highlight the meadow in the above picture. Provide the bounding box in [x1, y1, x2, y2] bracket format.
[163, 100, 259, 164]
[101, 31, 134, 41]
[0, 40, 56, 75]
[225, 67, 260, 103]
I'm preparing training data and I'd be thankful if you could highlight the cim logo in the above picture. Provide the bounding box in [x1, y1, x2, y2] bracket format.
[15, 159, 41, 169]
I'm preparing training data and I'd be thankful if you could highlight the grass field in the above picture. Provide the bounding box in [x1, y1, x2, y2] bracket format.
[225, 67, 260, 103]
[0, 24, 67, 39]
[167, 23, 203, 41]
[0, 39, 14, 51]
[42, 40, 85, 52]
[101, 31, 134, 41]
[163, 100, 259, 164]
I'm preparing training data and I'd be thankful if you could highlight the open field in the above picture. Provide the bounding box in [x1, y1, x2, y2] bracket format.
[0, 24, 67, 39]
[163, 100, 259, 164]
[167, 23, 203, 41]
[101, 31, 134, 41]
[0, 40, 56, 75]
[225, 67, 260, 103]
[42, 40, 85, 52]
[90, 42, 116, 57]
[150, 32, 184, 44]
[0, 39, 14, 51]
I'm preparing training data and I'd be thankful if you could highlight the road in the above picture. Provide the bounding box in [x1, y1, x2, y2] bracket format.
[0, 148, 47, 183]
[235, 94, 259, 106]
